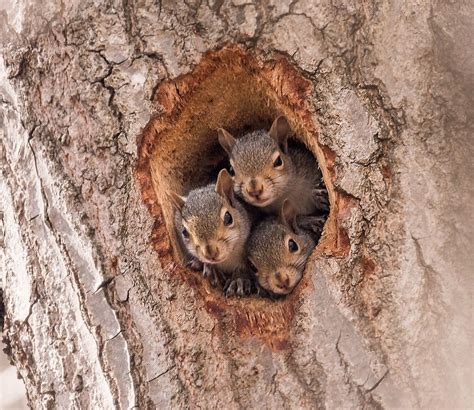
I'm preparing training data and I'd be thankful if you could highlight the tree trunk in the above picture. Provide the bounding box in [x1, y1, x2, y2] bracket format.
[1, 1, 472, 408]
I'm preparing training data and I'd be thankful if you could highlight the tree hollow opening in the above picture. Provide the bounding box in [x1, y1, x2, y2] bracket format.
[137, 45, 346, 345]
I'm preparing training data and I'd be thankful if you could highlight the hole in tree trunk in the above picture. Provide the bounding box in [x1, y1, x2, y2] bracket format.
[137, 45, 348, 347]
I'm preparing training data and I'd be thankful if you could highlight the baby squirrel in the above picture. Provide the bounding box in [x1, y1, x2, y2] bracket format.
[169, 169, 252, 297]
[247, 200, 315, 296]
[218, 116, 329, 216]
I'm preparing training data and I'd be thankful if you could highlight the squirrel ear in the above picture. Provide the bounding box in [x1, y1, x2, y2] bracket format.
[216, 169, 235, 205]
[217, 128, 236, 156]
[279, 199, 298, 233]
[269, 115, 291, 154]
[168, 191, 186, 212]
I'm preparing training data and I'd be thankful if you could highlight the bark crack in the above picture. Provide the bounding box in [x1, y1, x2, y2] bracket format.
[335, 331, 384, 407]
[27, 125, 53, 232]
[366, 369, 389, 393]
[411, 235, 446, 317]
[147, 364, 176, 383]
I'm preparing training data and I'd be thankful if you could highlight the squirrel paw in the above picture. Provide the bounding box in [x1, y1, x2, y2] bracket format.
[312, 188, 330, 213]
[187, 259, 204, 271]
[224, 278, 251, 297]
[202, 264, 219, 287]
[298, 215, 326, 238]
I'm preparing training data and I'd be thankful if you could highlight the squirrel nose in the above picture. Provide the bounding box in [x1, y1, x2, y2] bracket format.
[204, 244, 219, 260]
[275, 272, 290, 289]
[246, 179, 263, 198]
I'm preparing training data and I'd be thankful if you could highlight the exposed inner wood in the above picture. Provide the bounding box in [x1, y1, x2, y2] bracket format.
[136, 46, 348, 343]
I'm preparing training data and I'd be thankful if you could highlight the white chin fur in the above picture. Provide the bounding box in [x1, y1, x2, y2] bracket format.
[246, 196, 273, 207]
[199, 256, 224, 264]
[273, 288, 291, 295]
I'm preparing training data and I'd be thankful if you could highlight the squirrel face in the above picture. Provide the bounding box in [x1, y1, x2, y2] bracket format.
[170, 170, 250, 266]
[247, 200, 315, 295]
[218, 116, 294, 208]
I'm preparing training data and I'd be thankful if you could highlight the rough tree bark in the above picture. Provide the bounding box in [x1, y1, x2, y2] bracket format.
[0, 0, 472, 408]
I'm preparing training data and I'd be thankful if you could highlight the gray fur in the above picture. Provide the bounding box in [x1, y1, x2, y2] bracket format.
[181, 185, 223, 241]
[229, 127, 328, 215]
[231, 130, 277, 174]
[174, 183, 251, 280]
[247, 216, 315, 294]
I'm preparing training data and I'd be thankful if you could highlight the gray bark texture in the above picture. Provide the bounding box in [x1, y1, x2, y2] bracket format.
[0, 0, 473, 408]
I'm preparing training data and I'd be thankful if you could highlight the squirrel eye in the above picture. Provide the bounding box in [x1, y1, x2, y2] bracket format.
[229, 165, 235, 176]
[181, 228, 189, 239]
[223, 211, 233, 226]
[273, 155, 283, 167]
[248, 260, 258, 274]
[288, 239, 299, 253]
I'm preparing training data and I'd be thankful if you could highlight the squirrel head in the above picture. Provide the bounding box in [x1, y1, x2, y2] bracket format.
[218, 116, 294, 208]
[247, 200, 315, 295]
[169, 169, 250, 265]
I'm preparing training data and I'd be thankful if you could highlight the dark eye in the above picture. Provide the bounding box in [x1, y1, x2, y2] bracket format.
[223, 211, 233, 226]
[248, 260, 258, 274]
[182, 228, 189, 239]
[273, 155, 283, 167]
[288, 239, 298, 253]
[229, 165, 235, 176]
